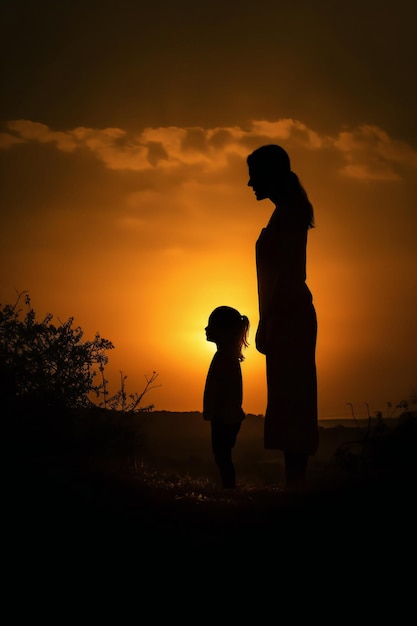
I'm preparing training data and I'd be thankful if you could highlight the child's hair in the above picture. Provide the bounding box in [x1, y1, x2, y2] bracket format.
[209, 306, 250, 361]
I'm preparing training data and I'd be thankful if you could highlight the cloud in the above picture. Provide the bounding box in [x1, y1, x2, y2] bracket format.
[7, 120, 78, 152]
[248, 119, 324, 149]
[0, 132, 24, 149]
[2, 118, 417, 182]
[333, 125, 417, 181]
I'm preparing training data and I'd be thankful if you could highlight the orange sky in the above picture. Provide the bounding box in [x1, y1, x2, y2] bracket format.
[1, 1, 417, 420]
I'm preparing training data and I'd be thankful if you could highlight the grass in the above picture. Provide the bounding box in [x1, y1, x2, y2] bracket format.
[6, 405, 417, 563]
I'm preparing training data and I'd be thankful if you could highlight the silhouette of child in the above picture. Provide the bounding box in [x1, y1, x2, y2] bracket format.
[203, 306, 250, 488]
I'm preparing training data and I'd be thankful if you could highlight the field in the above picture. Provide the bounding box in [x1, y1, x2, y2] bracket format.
[6, 409, 417, 568]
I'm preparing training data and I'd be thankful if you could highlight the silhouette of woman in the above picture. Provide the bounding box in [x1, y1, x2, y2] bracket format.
[203, 306, 250, 488]
[247, 144, 319, 489]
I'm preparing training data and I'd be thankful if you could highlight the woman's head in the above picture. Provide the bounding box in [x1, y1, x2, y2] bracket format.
[247, 144, 315, 228]
[247, 144, 291, 200]
[205, 306, 250, 360]
[248, 144, 291, 174]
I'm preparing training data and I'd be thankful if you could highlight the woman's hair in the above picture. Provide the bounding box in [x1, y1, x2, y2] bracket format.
[247, 144, 315, 229]
[209, 306, 250, 361]
[247, 144, 291, 175]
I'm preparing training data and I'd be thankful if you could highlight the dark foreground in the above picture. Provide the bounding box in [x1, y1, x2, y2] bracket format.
[8, 447, 416, 559]
[5, 410, 417, 598]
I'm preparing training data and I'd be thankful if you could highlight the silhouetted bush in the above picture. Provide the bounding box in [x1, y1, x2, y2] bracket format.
[0, 292, 159, 458]
[0, 291, 113, 417]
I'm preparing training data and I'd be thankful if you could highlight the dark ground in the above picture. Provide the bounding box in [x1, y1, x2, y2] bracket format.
[6, 415, 417, 625]
[5, 410, 417, 593]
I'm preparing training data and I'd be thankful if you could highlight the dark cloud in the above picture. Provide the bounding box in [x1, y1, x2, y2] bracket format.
[146, 142, 169, 167]
[1, 0, 416, 144]
[181, 128, 209, 153]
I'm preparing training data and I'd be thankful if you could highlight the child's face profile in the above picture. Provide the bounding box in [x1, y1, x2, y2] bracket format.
[205, 314, 226, 344]
[205, 308, 241, 348]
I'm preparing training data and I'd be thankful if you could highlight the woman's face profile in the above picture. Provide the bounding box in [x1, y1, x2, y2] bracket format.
[205, 316, 218, 343]
[248, 164, 272, 201]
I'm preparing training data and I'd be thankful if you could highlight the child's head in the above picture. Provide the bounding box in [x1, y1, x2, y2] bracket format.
[205, 306, 250, 360]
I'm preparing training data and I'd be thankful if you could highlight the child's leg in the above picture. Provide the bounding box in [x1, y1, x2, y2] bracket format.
[211, 422, 241, 488]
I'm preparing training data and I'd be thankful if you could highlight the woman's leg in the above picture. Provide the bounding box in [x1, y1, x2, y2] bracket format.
[284, 450, 308, 490]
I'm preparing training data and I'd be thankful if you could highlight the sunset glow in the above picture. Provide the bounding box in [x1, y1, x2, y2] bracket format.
[1, 2, 416, 421]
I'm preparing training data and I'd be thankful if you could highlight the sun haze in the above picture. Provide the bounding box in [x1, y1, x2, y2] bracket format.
[1, 1, 417, 420]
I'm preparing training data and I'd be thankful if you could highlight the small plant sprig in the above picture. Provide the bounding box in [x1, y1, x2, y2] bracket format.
[100, 370, 161, 413]
[334, 399, 415, 479]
